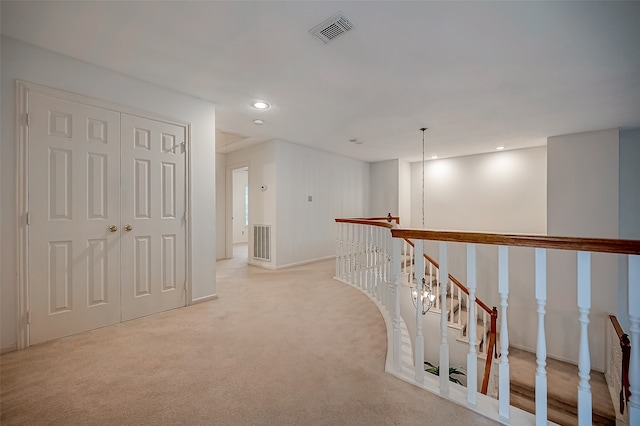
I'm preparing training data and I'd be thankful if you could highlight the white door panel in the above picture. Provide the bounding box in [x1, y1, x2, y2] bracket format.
[27, 91, 188, 344]
[120, 114, 186, 321]
[28, 93, 121, 344]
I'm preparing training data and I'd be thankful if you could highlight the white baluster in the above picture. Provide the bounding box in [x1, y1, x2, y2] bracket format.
[449, 278, 454, 325]
[465, 291, 470, 338]
[458, 286, 463, 327]
[498, 245, 510, 419]
[414, 239, 425, 384]
[338, 223, 347, 279]
[350, 223, 355, 284]
[577, 251, 592, 426]
[364, 225, 370, 293]
[409, 243, 415, 287]
[357, 225, 363, 288]
[440, 241, 450, 395]
[392, 237, 402, 373]
[467, 243, 478, 405]
[627, 254, 639, 424]
[335, 223, 340, 278]
[535, 248, 547, 426]
[435, 268, 440, 310]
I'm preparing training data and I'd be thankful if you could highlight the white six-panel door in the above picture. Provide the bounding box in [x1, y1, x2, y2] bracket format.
[27, 91, 187, 344]
[28, 93, 122, 344]
[120, 114, 186, 321]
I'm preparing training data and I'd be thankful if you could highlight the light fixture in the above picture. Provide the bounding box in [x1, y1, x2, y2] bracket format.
[253, 119, 264, 125]
[252, 101, 270, 109]
[420, 128, 428, 229]
[411, 277, 436, 315]
[412, 127, 436, 315]
[431, 155, 438, 160]
[496, 146, 505, 150]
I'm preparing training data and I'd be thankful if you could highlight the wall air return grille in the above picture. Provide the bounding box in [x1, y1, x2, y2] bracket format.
[309, 12, 354, 44]
[253, 225, 271, 261]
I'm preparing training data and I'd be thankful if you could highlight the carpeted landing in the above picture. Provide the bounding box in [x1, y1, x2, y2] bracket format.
[1, 255, 499, 425]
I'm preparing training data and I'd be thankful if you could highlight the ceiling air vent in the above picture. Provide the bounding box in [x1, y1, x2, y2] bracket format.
[309, 12, 354, 44]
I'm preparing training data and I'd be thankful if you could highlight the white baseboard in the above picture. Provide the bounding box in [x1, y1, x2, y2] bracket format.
[274, 255, 335, 270]
[191, 294, 218, 305]
[1, 343, 17, 354]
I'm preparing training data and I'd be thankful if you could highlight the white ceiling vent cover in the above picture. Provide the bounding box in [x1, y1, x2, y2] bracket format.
[309, 12, 354, 44]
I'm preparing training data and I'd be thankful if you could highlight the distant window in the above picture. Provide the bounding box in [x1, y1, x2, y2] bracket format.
[245, 186, 249, 226]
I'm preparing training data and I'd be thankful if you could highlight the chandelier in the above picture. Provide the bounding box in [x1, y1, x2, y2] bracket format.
[411, 277, 436, 315]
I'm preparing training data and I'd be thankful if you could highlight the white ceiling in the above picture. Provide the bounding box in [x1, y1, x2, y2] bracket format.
[2, 1, 639, 163]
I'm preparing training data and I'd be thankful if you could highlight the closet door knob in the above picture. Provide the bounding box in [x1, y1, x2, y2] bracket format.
[124, 224, 133, 232]
[108, 225, 118, 233]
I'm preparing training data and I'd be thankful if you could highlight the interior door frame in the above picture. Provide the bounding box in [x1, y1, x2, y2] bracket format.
[15, 80, 193, 349]
[225, 161, 250, 259]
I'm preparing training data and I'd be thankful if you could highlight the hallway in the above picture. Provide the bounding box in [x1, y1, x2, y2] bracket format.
[1, 252, 498, 425]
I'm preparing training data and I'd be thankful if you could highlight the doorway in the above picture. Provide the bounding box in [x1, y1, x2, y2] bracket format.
[225, 164, 249, 261]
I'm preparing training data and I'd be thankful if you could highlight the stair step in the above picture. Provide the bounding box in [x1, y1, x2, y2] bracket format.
[508, 347, 615, 425]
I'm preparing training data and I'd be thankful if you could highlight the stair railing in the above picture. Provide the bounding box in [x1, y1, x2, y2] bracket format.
[401, 238, 498, 395]
[391, 227, 640, 426]
[335, 218, 640, 424]
[607, 315, 632, 421]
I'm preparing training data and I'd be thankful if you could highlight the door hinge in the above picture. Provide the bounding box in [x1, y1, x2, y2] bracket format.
[27, 311, 32, 324]
[26, 212, 31, 225]
[26, 113, 31, 126]
[181, 142, 186, 153]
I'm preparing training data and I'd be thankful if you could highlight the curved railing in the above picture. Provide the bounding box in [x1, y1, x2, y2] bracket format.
[336, 219, 640, 425]
[391, 227, 640, 425]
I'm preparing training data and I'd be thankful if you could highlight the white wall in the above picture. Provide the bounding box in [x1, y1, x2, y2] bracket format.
[619, 129, 640, 240]
[275, 140, 370, 268]
[216, 152, 227, 260]
[223, 140, 369, 269]
[1, 37, 217, 350]
[547, 128, 620, 371]
[618, 129, 640, 331]
[232, 168, 248, 244]
[370, 160, 400, 217]
[398, 160, 411, 227]
[410, 147, 547, 234]
[407, 147, 551, 368]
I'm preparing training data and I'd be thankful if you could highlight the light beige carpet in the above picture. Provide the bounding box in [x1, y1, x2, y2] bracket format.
[1, 254, 498, 425]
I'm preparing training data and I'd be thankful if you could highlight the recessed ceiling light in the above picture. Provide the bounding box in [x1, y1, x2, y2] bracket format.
[496, 146, 505, 150]
[431, 155, 438, 159]
[252, 101, 270, 109]
[253, 119, 264, 125]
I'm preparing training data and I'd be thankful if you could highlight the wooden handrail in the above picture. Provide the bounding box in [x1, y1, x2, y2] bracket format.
[335, 218, 394, 229]
[391, 229, 640, 255]
[610, 315, 626, 340]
